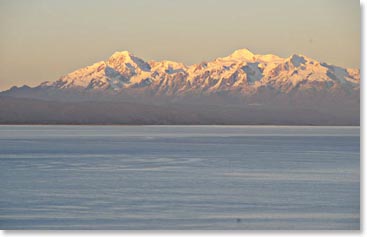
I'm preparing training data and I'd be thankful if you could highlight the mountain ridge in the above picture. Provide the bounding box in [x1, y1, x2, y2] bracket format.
[4, 48, 359, 95]
[0, 48, 360, 125]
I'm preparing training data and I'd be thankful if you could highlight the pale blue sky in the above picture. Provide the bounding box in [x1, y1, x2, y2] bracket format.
[0, 0, 360, 90]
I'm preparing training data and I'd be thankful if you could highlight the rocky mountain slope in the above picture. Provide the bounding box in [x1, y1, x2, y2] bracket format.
[0, 49, 360, 125]
[20, 49, 360, 96]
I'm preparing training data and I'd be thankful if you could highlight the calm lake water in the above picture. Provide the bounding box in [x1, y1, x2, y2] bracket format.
[0, 125, 360, 230]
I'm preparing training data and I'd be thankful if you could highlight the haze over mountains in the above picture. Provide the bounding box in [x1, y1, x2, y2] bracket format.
[0, 49, 360, 125]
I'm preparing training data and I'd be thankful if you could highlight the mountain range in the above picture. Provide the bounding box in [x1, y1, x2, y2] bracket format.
[0, 49, 360, 125]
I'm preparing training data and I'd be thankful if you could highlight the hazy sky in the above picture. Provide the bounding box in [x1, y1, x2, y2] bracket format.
[0, 0, 360, 91]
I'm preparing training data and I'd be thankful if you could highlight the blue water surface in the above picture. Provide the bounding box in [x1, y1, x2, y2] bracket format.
[0, 125, 360, 230]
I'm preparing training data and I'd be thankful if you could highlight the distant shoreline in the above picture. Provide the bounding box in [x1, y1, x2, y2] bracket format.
[0, 124, 360, 127]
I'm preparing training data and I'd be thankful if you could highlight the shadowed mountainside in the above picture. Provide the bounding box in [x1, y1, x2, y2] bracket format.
[0, 49, 360, 125]
[0, 96, 359, 125]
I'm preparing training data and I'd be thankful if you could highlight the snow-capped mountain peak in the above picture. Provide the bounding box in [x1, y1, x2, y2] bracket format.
[230, 48, 255, 58]
[221, 48, 256, 61]
[107, 51, 151, 71]
[29, 49, 359, 98]
[109, 50, 132, 59]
